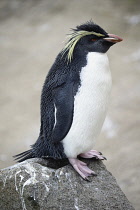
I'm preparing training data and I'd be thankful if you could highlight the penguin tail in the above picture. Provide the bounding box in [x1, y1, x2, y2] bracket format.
[13, 149, 34, 162]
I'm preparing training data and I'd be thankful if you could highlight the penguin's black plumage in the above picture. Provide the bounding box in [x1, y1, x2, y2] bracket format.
[14, 21, 122, 180]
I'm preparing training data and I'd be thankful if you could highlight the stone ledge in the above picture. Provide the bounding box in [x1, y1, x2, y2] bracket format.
[0, 158, 134, 210]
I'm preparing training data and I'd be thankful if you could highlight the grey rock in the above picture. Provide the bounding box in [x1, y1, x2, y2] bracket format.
[0, 158, 134, 210]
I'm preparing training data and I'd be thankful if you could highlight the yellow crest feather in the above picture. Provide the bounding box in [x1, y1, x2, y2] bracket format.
[62, 30, 104, 62]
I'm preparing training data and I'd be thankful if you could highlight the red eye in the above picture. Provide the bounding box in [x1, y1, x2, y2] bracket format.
[91, 39, 97, 41]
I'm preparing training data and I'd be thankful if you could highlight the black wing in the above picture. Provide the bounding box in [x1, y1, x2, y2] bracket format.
[14, 52, 81, 161]
[51, 81, 74, 143]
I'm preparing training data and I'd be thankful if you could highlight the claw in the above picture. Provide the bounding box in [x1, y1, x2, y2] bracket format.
[91, 172, 97, 176]
[85, 177, 90, 181]
[80, 150, 106, 160]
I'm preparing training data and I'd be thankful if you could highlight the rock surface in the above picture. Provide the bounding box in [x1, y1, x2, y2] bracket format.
[0, 158, 134, 210]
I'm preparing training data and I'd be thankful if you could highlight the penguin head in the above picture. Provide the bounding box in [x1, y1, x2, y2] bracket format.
[62, 21, 123, 62]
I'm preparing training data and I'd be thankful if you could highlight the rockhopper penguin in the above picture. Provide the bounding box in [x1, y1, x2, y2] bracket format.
[14, 21, 123, 180]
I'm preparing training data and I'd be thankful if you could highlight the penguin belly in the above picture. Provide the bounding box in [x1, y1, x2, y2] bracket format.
[62, 52, 112, 158]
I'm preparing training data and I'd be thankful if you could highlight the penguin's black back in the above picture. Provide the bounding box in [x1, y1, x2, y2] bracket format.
[14, 50, 88, 162]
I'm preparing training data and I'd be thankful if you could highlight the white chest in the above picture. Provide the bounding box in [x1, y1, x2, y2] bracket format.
[63, 52, 112, 158]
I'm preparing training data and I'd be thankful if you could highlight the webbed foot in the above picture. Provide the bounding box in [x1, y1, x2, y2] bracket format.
[69, 158, 96, 181]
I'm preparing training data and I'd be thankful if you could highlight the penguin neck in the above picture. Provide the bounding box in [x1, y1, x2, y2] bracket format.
[86, 52, 109, 68]
[70, 51, 110, 73]
[58, 51, 110, 77]
[79, 52, 111, 92]
[83, 52, 110, 76]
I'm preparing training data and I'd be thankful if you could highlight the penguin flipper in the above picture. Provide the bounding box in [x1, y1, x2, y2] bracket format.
[51, 82, 74, 143]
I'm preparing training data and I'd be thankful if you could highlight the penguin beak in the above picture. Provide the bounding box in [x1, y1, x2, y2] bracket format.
[103, 34, 123, 43]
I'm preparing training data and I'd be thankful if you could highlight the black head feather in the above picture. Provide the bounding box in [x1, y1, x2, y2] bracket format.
[75, 20, 108, 36]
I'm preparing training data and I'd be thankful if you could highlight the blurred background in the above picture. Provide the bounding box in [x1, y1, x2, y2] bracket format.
[0, 0, 140, 209]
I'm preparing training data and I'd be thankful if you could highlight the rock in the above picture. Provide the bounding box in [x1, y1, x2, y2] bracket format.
[0, 158, 134, 210]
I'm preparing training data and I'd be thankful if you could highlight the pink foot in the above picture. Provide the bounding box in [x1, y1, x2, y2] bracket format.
[79, 150, 106, 160]
[69, 158, 96, 180]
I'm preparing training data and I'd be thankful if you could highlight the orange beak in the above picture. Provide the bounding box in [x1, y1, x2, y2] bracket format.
[103, 34, 123, 43]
